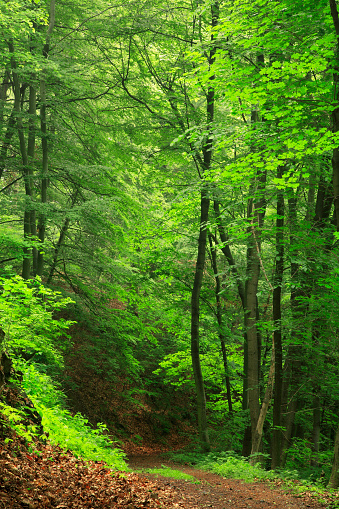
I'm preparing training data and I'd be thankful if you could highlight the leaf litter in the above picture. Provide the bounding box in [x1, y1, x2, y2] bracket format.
[1, 435, 336, 509]
[0, 384, 337, 509]
[0, 435, 187, 509]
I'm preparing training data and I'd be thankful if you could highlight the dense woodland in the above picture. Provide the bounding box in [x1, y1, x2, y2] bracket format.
[2, 0, 339, 493]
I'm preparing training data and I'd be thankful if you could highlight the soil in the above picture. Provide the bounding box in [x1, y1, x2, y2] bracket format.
[127, 454, 335, 509]
[0, 366, 337, 508]
[0, 432, 337, 509]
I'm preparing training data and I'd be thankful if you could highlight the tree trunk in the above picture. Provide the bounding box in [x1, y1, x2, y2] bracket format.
[271, 169, 284, 469]
[245, 219, 261, 447]
[9, 41, 31, 279]
[190, 0, 219, 453]
[27, 84, 38, 275]
[37, 0, 55, 276]
[245, 165, 266, 453]
[250, 339, 275, 463]
[279, 194, 305, 464]
[0, 108, 15, 181]
[328, 424, 339, 489]
[37, 80, 48, 276]
[191, 188, 210, 451]
[46, 189, 79, 284]
[208, 234, 233, 413]
[213, 200, 245, 308]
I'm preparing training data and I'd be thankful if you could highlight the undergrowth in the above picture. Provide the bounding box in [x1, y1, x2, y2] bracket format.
[0, 276, 127, 472]
[142, 465, 200, 483]
[167, 451, 278, 482]
[166, 450, 339, 507]
[19, 362, 127, 470]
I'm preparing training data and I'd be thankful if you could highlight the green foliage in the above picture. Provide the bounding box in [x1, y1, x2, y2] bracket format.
[207, 411, 249, 452]
[0, 401, 38, 443]
[21, 363, 127, 470]
[1, 0, 339, 488]
[142, 466, 200, 483]
[284, 438, 333, 486]
[0, 276, 74, 369]
[0, 276, 127, 471]
[168, 448, 335, 495]
[168, 451, 277, 482]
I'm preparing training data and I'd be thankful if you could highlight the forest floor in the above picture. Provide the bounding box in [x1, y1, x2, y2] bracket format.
[1, 387, 337, 509]
[2, 433, 338, 509]
[1, 346, 337, 508]
[127, 453, 336, 509]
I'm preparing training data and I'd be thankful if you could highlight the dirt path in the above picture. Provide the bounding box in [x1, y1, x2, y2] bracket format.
[128, 454, 329, 509]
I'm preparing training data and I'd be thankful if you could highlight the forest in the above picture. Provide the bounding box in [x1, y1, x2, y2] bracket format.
[2, 0, 339, 504]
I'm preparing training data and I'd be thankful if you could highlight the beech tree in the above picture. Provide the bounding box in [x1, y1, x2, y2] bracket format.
[2, 0, 339, 481]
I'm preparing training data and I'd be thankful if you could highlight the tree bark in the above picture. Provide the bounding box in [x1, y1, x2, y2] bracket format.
[271, 168, 284, 469]
[245, 215, 261, 446]
[250, 338, 275, 463]
[36, 78, 48, 276]
[191, 188, 210, 451]
[190, 0, 219, 453]
[280, 194, 304, 465]
[46, 189, 79, 284]
[245, 165, 266, 453]
[27, 84, 38, 275]
[208, 234, 233, 413]
[8, 41, 31, 279]
[213, 200, 245, 308]
[37, 0, 56, 276]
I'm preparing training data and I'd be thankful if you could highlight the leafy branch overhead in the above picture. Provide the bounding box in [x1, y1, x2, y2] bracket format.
[1, 0, 339, 500]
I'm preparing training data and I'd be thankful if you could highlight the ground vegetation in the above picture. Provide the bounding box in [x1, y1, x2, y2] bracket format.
[1, 0, 339, 504]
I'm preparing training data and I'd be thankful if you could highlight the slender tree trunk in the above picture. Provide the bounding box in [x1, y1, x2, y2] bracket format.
[27, 84, 38, 275]
[0, 72, 14, 181]
[37, 79, 48, 276]
[245, 216, 261, 448]
[9, 41, 31, 279]
[250, 339, 275, 463]
[0, 109, 15, 181]
[0, 71, 10, 125]
[329, 0, 339, 229]
[208, 234, 233, 413]
[309, 175, 332, 464]
[46, 189, 79, 284]
[190, 0, 219, 452]
[271, 168, 284, 469]
[212, 199, 250, 451]
[213, 200, 245, 308]
[37, 0, 55, 276]
[191, 187, 210, 451]
[245, 164, 266, 454]
[280, 194, 304, 465]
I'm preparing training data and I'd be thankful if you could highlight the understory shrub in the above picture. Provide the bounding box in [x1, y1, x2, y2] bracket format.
[20, 363, 127, 470]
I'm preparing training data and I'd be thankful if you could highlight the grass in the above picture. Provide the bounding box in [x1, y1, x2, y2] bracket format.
[166, 451, 277, 482]
[139, 465, 200, 483]
[165, 450, 339, 508]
